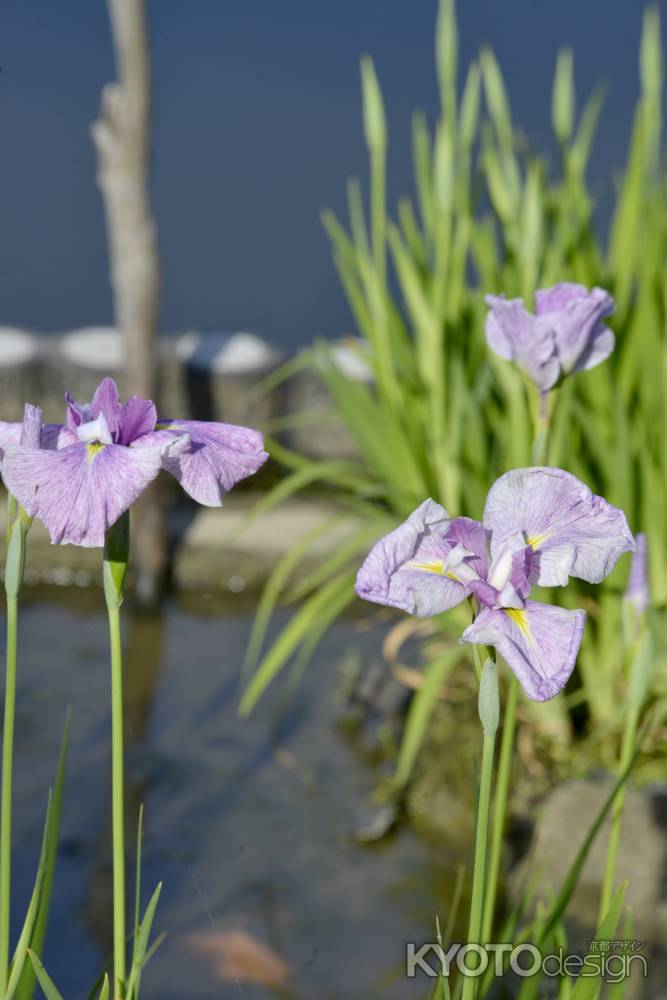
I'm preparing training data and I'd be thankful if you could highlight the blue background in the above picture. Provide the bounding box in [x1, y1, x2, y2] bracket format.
[0, 0, 661, 349]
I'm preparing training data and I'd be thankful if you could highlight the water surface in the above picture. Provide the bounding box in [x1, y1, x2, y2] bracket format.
[9, 594, 450, 998]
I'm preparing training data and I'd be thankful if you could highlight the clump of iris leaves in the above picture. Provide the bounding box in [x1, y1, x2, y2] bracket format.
[237, 4, 666, 991]
[242, 3, 666, 788]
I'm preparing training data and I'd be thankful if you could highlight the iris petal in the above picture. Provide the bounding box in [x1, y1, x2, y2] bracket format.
[461, 600, 586, 701]
[144, 419, 268, 506]
[535, 283, 614, 374]
[484, 467, 634, 587]
[485, 295, 560, 392]
[1, 441, 166, 547]
[355, 503, 488, 617]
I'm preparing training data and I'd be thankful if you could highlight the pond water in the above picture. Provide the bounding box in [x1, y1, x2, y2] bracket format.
[7, 592, 452, 999]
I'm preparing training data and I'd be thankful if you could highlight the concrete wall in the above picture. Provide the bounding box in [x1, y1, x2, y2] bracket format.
[0, 326, 371, 461]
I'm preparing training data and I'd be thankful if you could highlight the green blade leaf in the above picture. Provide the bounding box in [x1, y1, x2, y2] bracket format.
[25, 953, 63, 1000]
[125, 883, 163, 1000]
[5, 793, 54, 1000]
[552, 48, 575, 144]
[16, 710, 71, 1000]
[394, 647, 461, 790]
[535, 755, 637, 947]
[569, 882, 628, 1000]
[239, 569, 357, 716]
[360, 56, 386, 153]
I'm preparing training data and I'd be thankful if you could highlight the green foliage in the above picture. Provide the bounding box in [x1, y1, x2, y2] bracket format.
[242, 0, 667, 778]
[31, 805, 163, 1000]
[394, 647, 462, 792]
[7, 712, 70, 1000]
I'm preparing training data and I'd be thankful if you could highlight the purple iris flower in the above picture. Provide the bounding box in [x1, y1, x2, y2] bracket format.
[625, 533, 650, 616]
[0, 377, 268, 547]
[355, 468, 633, 701]
[485, 283, 615, 392]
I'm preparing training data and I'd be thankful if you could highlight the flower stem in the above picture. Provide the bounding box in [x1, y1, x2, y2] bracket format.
[598, 700, 639, 922]
[0, 595, 17, 994]
[531, 391, 553, 465]
[0, 512, 26, 993]
[462, 659, 497, 1000]
[107, 601, 126, 996]
[598, 605, 651, 923]
[104, 514, 130, 998]
[481, 673, 518, 943]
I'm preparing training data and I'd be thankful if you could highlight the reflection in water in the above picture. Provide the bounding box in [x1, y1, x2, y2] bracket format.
[13, 598, 457, 999]
[82, 607, 165, 961]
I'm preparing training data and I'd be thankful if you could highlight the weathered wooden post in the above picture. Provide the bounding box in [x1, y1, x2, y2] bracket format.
[92, 0, 165, 605]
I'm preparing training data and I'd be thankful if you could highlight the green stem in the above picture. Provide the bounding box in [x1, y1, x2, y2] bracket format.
[481, 673, 518, 943]
[104, 513, 130, 998]
[531, 394, 550, 465]
[0, 596, 17, 994]
[107, 601, 126, 996]
[0, 509, 26, 994]
[462, 659, 497, 1000]
[598, 701, 639, 922]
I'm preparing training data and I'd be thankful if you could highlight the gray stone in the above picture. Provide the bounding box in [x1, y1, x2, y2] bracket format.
[0, 327, 43, 422]
[0, 492, 364, 596]
[172, 493, 363, 593]
[56, 326, 128, 409]
[288, 339, 373, 459]
[173, 330, 285, 430]
[509, 776, 667, 998]
[511, 777, 667, 939]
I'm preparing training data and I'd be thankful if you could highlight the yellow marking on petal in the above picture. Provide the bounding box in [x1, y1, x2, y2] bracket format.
[505, 608, 538, 651]
[155, 420, 174, 430]
[526, 531, 550, 550]
[86, 442, 106, 462]
[407, 560, 445, 575]
[505, 607, 530, 634]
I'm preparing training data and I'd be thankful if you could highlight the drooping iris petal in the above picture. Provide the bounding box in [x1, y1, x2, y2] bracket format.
[1, 441, 169, 547]
[143, 419, 268, 506]
[117, 396, 157, 445]
[535, 283, 614, 374]
[355, 502, 488, 617]
[484, 467, 634, 587]
[485, 295, 560, 392]
[461, 600, 586, 701]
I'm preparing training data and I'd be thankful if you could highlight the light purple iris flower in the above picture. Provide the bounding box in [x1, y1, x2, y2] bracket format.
[0, 377, 268, 548]
[485, 283, 615, 392]
[355, 468, 633, 701]
[625, 533, 650, 616]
